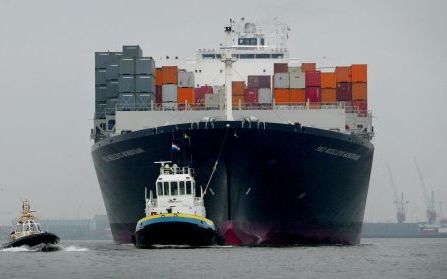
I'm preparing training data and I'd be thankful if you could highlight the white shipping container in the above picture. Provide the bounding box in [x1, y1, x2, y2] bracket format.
[289, 72, 305, 89]
[258, 88, 272, 104]
[205, 94, 219, 109]
[273, 73, 289, 88]
[162, 84, 177, 102]
[213, 85, 225, 108]
[288, 66, 302, 73]
[178, 71, 195, 87]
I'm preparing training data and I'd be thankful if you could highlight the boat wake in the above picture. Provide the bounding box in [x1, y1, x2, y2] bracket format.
[1, 243, 62, 252]
[1, 244, 89, 252]
[63, 245, 89, 252]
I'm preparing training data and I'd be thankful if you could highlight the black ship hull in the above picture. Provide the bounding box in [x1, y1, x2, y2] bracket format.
[92, 121, 374, 245]
[2, 232, 59, 249]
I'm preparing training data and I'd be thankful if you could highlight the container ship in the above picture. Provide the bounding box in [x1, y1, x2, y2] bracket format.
[91, 19, 374, 245]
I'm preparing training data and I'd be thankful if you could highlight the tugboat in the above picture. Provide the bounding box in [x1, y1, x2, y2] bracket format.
[133, 162, 216, 248]
[2, 200, 60, 250]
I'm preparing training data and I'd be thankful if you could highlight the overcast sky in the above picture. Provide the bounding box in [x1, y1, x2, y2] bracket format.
[0, 0, 446, 224]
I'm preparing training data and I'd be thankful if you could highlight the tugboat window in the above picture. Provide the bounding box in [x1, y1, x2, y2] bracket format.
[171, 181, 179, 195]
[186, 181, 192, 195]
[157, 182, 163, 196]
[179, 181, 185, 195]
[163, 182, 169, 196]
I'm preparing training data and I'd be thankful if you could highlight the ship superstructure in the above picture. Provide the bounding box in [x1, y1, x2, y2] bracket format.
[91, 18, 375, 245]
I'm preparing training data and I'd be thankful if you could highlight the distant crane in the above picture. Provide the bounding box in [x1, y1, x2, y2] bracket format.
[386, 162, 408, 223]
[413, 158, 437, 224]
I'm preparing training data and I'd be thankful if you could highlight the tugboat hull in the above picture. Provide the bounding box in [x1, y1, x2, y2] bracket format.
[2, 232, 60, 249]
[134, 214, 215, 248]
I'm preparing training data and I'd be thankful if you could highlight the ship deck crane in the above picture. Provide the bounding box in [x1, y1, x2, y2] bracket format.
[413, 158, 437, 224]
[386, 162, 408, 223]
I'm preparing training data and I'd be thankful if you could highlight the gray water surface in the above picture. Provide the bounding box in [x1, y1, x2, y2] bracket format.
[1, 238, 445, 279]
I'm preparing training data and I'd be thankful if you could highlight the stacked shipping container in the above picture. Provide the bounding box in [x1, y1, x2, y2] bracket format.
[97, 47, 367, 115]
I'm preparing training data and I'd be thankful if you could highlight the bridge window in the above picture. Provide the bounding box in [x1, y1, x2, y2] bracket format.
[202, 54, 215, 59]
[240, 54, 255, 59]
[186, 181, 192, 195]
[238, 38, 257, 46]
[157, 182, 163, 196]
[271, 53, 284, 59]
[261, 38, 265, 45]
[163, 182, 169, 196]
[179, 181, 185, 195]
[216, 54, 221, 59]
[171, 181, 178, 195]
[255, 54, 270, 59]
[16, 224, 23, 232]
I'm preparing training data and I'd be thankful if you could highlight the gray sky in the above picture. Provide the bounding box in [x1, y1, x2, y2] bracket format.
[0, 0, 446, 224]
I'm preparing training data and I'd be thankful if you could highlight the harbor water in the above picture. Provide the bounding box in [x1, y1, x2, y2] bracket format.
[1, 238, 445, 279]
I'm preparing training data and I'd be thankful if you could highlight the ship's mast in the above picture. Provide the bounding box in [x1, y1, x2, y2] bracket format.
[221, 20, 236, 121]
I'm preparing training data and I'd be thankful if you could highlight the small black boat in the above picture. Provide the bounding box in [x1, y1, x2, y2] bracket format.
[2, 200, 60, 250]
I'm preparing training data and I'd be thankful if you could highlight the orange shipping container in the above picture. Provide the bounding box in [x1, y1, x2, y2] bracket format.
[161, 66, 178, 84]
[321, 72, 336, 88]
[352, 82, 367, 100]
[232, 81, 245, 96]
[321, 89, 337, 103]
[289, 89, 305, 103]
[301, 63, 316, 72]
[177, 87, 195, 104]
[274, 88, 290, 104]
[232, 95, 244, 107]
[335, 66, 352, 82]
[351, 64, 367, 82]
[155, 68, 163, 86]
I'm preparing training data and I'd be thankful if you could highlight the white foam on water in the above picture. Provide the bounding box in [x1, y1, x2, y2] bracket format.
[63, 246, 89, 252]
[1, 246, 32, 252]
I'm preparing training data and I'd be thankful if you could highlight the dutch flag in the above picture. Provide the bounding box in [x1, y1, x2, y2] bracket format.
[171, 143, 181, 152]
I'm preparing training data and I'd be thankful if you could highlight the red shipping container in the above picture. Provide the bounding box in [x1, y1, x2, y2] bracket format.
[305, 87, 321, 102]
[336, 82, 352, 101]
[155, 85, 162, 104]
[244, 88, 258, 104]
[194, 86, 213, 103]
[305, 71, 321, 87]
[274, 63, 288, 73]
[247, 75, 271, 88]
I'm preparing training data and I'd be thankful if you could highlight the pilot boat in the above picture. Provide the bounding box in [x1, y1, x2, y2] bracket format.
[133, 162, 216, 247]
[2, 200, 59, 249]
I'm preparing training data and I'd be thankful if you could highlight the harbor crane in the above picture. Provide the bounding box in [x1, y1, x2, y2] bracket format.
[413, 158, 437, 224]
[386, 162, 408, 223]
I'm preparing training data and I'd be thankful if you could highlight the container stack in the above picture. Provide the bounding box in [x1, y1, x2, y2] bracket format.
[300, 63, 320, 107]
[195, 86, 213, 107]
[273, 63, 289, 106]
[177, 70, 195, 109]
[232, 81, 246, 108]
[320, 71, 337, 104]
[273, 63, 307, 105]
[247, 75, 271, 105]
[95, 51, 124, 118]
[118, 46, 155, 110]
[159, 66, 178, 110]
[351, 64, 367, 116]
[213, 85, 226, 109]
